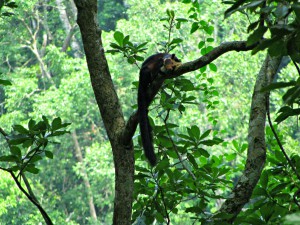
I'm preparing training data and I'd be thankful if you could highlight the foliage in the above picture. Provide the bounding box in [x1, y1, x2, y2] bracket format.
[0, 117, 70, 173]
[0, 0, 17, 17]
[224, 0, 300, 123]
[98, 0, 127, 31]
[0, 0, 299, 224]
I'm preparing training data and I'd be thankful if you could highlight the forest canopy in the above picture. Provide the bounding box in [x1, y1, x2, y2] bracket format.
[0, 0, 300, 225]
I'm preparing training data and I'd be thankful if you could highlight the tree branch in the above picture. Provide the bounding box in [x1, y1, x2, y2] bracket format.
[216, 55, 282, 223]
[10, 172, 53, 225]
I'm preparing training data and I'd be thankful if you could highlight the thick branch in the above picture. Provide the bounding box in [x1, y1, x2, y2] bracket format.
[216, 55, 282, 223]
[169, 41, 257, 78]
[123, 41, 256, 145]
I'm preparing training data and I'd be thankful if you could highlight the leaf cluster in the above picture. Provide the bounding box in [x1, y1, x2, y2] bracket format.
[0, 117, 70, 175]
[235, 126, 300, 224]
[106, 31, 147, 65]
[0, 0, 17, 17]
[224, 0, 300, 61]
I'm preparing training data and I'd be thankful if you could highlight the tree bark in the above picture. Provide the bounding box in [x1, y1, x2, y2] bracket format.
[71, 131, 97, 221]
[73, 1, 135, 225]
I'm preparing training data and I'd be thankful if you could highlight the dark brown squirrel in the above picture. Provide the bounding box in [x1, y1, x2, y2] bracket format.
[138, 53, 181, 166]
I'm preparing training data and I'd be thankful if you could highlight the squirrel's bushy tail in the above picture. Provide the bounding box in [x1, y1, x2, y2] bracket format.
[138, 83, 156, 166]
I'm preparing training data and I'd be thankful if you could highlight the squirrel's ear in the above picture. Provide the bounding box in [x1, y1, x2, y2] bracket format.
[171, 54, 175, 59]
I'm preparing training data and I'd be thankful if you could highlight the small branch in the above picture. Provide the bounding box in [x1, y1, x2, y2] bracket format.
[266, 96, 300, 181]
[61, 25, 78, 53]
[10, 172, 53, 225]
[293, 60, 300, 76]
[0, 127, 8, 138]
[163, 109, 196, 180]
[151, 171, 171, 225]
[293, 189, 300, 209]
[0, 166, 11, 172]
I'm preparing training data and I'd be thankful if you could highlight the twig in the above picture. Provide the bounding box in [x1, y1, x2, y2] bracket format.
[266, 95, 300, 181]
[163, 109, 197, 181]
[292, 60, 300, 76]
[151, 171, 171, 225]
[10, 172, 53, 225]
[0, 127, 8, 138]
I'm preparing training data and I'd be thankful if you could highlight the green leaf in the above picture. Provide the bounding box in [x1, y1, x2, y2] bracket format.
[127, 56, 136, 64]
[22, 139, 33, 148]
[260, 170, 268, 189]
[287, 36, 300, 62]
[137, 42, 148, 50]
[156, 158, 170, 170]
[187, 153, 198, 169]
[45, 150, 53, 159]
[282, 86, 300, 105]
[28, 119, 36, 130]
[292, 3, 300, 23]
[187, 125, 200, 139]
[49, 130, 69, 137]
[200, 137, 223, 146]
[109, 43, 123, 51]
[207, 38, 214, 42]
[198, 41, 205, 49]
[0, 79, 12, 86]
[260, 202, 275, 222]
[209, 63, 217, 72]
[0, 155, 19, 162]
[224, 0, 248, 18]
[270, 182, 288, 195]
[10, 146, 21, 158]
[200, 66, 206, 73]
[225, 153, 237, 161]
[123, 35, 130, 45]
[199, 129, 211, 140]
[268, 39, 287, 57]
[275, 149, 285, 162]
[185, 206, 203, 213]
[12, 125, 29, 134]
[8, 135, 30, 145]
[176, 18, 188, 22]
[30, 155, 43, 163]
[247, 21, 259, 33]
[190, 22, 199, 34]
[247, 26, 267, 46]
[204, 26, 214, 35]
[25, 165, 39, 174]
[251, 36, 282, 55]
[225, 0, 265, 18]
[155, 212, 164, 223]
[113, 31, 124, 46]
[52, 117, 62, 131]
[170, 38, 183, 45]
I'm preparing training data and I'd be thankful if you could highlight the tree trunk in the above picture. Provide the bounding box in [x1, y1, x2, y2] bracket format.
[56, 0, 81, 57]
[73, 1, 135, 224]
[71, 131, 97, 221]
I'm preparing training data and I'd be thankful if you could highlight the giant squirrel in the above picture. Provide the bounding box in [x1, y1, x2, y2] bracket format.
[138, 53, 181, 166]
